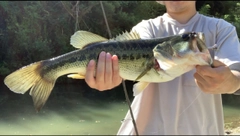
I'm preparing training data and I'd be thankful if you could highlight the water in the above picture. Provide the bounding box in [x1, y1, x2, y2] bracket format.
[0, 83, 240, 135]
[0, 83, 129, 135]
[223, 105, 240, 130]
[0, 100, 128, 135]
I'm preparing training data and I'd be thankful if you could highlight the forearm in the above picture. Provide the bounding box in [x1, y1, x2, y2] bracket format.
[229, 63, 240, 94]
[232, 70, 240, 94]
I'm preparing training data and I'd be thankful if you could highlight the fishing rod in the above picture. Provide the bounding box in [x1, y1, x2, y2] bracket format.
[100, 1, 139, 135]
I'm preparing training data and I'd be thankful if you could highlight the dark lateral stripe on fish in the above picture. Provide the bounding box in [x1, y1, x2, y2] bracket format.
[4, 31, 213, 112]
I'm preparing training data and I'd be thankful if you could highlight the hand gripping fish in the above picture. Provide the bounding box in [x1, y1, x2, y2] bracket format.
[4, 31, 213, 111]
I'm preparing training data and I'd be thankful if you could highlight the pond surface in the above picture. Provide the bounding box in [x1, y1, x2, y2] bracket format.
[0, 83, 240, 135]
[0, 83, 129, 135]
[223, 105, 240, 130]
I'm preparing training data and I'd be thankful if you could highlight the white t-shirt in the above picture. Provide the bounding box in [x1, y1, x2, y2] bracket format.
[117, 12, 240, 135]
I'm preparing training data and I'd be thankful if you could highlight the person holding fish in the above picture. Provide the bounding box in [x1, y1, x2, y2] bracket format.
[3, 0, 240, 135]
[85, 1, 240, 135]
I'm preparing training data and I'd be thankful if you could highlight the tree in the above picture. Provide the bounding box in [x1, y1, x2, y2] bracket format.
[0, 1, 240, 77]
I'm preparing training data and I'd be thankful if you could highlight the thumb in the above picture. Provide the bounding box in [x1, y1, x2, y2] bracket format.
[211, 60, 226, 68]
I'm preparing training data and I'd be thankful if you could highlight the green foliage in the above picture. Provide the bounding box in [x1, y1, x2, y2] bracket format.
[198, 4, 211, 16]
[0, 62, 10, 75]
[132, 1, 165, 20]
[0, 1, 240, 76]
[0, 1, 240, 102]
[197, 1, 240, 39]
[0, 1, 167, 75]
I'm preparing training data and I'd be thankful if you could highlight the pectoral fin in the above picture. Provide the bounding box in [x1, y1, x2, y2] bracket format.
[135, 58, 154, 81]
[133, 82, 149, 96]
[135, 68, 151, 81]
[67, 74, 85, 79]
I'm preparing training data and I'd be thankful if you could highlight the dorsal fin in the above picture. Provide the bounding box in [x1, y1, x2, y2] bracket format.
[70, 30, 141, 49]
[110, 30, 141, 41]
[70, 31, 108, 49]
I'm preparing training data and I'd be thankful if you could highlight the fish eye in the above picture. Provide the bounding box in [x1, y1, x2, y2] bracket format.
[182, 33, 189, 41]
[190, 32, 197, 38]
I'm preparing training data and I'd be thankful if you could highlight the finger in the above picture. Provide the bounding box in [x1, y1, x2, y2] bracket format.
[194, 73, 215, 93]
[195, 79, 204, 91]
[196, 69, 215, 83]
[211, 60, 226, 68]
[85, 60, 96, 87]
[194, 72, 208, 86]
[195, 80, 214, 94]
[112, 55, 122, 85]
[196, 79, 219, 94]
[105, 52, 112, 84]
[196, 64, 221, 77]
[194, 75, 209, 93]
[194, 72, 214, 88]
[96, 51, 106, 83]
[195, 60, 226, 76]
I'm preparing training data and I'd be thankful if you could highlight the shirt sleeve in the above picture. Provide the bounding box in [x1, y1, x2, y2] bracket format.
[214, 20, 240, 94]
[215, 20, 240, 66]
[131, 20, 154, 39]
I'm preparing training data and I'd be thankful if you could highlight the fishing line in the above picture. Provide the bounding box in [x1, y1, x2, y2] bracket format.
[100, 1, 112, 39]
[122, 80, 139, 135]
[99, 1, 139, 135]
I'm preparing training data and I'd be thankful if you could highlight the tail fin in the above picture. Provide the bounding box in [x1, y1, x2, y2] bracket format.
[4, 61, 56, 112]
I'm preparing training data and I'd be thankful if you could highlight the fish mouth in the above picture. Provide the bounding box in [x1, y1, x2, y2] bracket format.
[182, 32, 203, 52]
[154, 59, 161, 71]
[188, 32, 213, 65]
[153, 56, 176, 71]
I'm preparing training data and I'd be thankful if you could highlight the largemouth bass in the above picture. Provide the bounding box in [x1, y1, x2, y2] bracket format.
[4, 30, 212, 111]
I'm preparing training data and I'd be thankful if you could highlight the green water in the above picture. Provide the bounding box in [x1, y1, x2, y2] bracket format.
[0, 99, 128, 135]
[0, 84, 129, 135]
[223, 105, 240, 130]
[0, 84, 240, 135]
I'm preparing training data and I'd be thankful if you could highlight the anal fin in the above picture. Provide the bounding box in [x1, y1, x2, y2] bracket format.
[133, 82, 149, 96]
[67, 74, 85, 79]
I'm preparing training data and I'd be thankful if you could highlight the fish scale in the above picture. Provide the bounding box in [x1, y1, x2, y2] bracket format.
[4, 30, 212, 111]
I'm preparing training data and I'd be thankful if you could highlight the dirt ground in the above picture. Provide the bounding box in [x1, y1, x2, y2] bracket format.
[225, 127, 240, 135]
